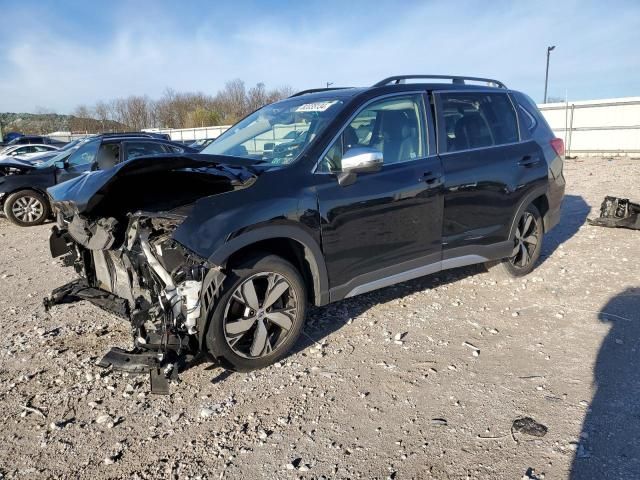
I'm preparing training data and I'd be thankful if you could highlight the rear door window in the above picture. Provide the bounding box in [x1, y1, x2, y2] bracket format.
[438, 92, 519, 153]
[124, 141, 169, 161]
[34, 145, 54, 152]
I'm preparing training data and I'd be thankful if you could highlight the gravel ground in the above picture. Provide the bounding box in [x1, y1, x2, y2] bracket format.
[0, 156, 638, 480]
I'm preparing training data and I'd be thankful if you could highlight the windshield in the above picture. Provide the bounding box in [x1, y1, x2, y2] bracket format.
[202, 96, 346, 165]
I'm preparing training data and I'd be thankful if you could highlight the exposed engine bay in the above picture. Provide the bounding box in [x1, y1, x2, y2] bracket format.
[44, 154, 258, 393]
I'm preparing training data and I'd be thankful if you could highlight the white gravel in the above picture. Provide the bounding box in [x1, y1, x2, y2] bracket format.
[0, 156, 638, 479]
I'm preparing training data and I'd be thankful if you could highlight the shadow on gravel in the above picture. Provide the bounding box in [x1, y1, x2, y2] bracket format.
[292, 264, 485, 356]
[570, 287, 640, 479]
[539, 194, 590, 266]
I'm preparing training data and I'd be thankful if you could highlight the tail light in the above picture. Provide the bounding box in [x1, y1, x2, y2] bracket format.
[550, 138, 564, 157]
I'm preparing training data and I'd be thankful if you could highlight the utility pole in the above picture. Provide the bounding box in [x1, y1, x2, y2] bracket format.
[544, 45, 556, 103]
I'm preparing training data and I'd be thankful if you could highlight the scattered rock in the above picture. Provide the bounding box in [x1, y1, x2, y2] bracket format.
[512, 417, 548, 437]
[96, 414, 111, 425]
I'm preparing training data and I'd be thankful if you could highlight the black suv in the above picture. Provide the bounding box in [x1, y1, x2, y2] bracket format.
[47, 75, 565, 381]
[1, 135, 195, 226]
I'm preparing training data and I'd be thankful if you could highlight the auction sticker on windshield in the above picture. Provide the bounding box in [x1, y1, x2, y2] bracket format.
[295, 101, 338, 112]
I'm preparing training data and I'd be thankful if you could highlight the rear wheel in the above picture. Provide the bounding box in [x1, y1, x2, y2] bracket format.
[3, 190, 50, 226]
[205, 254, 307, 372]
[499, 204, 543, 277]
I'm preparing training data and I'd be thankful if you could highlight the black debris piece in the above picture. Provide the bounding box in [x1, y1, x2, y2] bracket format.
[512, 417, 548, 437]
[43, 279, 130, 318]
[588, 196, 640, 230]
[97, 347, 162, 374]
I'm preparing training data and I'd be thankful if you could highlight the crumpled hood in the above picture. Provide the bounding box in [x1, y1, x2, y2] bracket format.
[47, 153, 259, 215]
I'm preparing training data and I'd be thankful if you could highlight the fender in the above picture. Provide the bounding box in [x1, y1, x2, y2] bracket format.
[196, 225, 329, 351]
[207, 225, 329, 306]
[508, 184, 549, 239]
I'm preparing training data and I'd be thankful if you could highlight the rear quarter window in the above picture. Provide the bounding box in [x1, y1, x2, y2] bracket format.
[512, 91, 555, 140]
[438, 92, 519, 153]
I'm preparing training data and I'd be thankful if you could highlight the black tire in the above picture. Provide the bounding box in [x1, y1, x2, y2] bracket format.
[3, 190, 50, 226]
[205, 253, 307, 372]
[499, 203, 544, 277]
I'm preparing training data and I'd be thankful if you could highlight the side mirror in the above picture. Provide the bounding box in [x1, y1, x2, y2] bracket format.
[54, 160, 66, 169]
[337, 147, 383, 186]
[341, 147, 383, 173]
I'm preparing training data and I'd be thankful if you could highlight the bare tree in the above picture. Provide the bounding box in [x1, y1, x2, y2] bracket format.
[34, 106, 58, 134]
[92, 101, 112, 132]
[70, 105, 93, 133]
[68, 80, 294, 131]
[215, 79, 247, 123]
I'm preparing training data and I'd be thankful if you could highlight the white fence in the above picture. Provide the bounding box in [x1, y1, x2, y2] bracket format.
[145, 96, 640, 156]
[142, 126, 231, 143]
[538, 97, 640, 156]
[36, 96, 639, 156]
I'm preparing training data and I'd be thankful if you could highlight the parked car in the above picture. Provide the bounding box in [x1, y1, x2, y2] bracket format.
[0, 135, 195, 226]
[1, 135, 66, 148]
[188, 137, 217, 151]
[0, 144, 59, 160]
[46, 75, 565, 384]
[0, 132, 24, 145]
[3, 138, 92, 167]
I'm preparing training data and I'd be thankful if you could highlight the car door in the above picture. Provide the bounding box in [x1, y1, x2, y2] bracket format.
[434, 90, 548, 259]
[314, 93, 444, 299]
[55, 139, 101, 184]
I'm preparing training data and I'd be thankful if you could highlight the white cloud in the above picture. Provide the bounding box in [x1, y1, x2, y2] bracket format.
[0, 0, 638, 112]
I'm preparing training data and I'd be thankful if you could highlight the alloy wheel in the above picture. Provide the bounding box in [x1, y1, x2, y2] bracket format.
[223, 272, 298, 359]
[509, 211, 539, 268]
[11, 196, 44, 223]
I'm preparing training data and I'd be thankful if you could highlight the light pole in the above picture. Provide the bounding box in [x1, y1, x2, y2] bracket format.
[326, 82, 333, 88]
[544, 45, 556, 103]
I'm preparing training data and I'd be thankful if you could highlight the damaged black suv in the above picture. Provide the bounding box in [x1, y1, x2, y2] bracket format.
[46, 75, 565, 379]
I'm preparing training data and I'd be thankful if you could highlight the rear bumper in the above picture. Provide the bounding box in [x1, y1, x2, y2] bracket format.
[544, 169, 566, 232]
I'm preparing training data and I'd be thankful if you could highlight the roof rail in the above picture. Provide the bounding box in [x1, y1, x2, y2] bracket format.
[289, 87, 351, 98]
[373, 75, 507, 89]
[97, 132, 155, 137]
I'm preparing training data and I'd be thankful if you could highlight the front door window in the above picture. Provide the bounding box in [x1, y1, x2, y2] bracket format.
[318, 94, 426, 173]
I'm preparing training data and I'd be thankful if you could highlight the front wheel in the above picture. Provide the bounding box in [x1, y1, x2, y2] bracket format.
[205, 254, 307, 372]
[3, 190, 50, 226]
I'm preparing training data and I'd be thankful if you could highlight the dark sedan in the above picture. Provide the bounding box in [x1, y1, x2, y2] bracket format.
[0, 135, 195, 226]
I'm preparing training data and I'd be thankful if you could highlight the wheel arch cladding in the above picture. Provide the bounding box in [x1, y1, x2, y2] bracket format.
[508, 186, 549, 239]
[531, 194, 550, 231]
[209, 227, 328, 306]
[197, 226, 329, 350]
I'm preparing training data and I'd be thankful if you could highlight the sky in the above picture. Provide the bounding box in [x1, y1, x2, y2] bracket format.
[0, 0, 638, 113]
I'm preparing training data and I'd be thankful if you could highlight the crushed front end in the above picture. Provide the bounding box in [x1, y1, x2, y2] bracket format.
[43, 154, 256, 393]
[47, 210, 218, 393]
